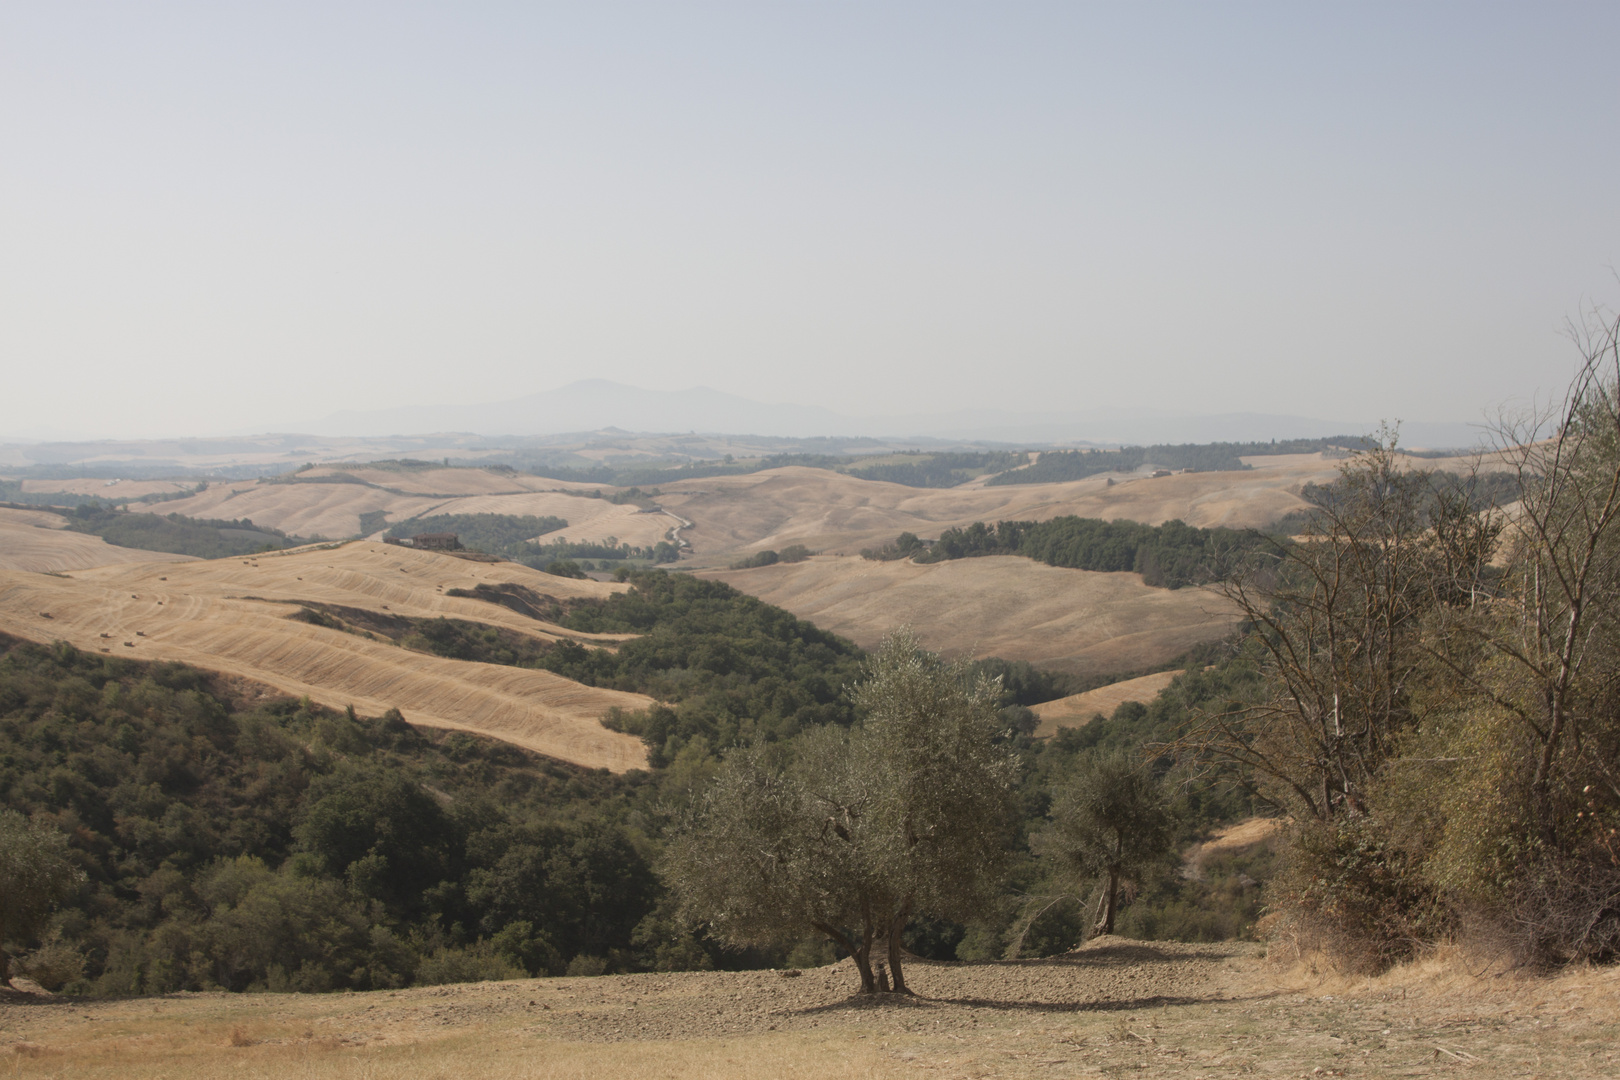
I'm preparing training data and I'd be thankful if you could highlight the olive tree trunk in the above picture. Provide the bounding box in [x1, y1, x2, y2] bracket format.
[1093, 866, 1121, 937]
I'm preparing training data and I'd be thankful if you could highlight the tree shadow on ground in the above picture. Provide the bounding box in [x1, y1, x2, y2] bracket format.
[949, 941, 1243, 967]
[922, 990, 1282, 1014]
[786, 942, 1275, 1017]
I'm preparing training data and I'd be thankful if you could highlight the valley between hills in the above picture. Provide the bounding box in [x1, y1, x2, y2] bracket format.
[0, 445, 1428, 759]
[8, 432, 1592, 1080]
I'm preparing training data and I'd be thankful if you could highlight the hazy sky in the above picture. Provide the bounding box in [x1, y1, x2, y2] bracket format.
[4, 3, 1619, 439]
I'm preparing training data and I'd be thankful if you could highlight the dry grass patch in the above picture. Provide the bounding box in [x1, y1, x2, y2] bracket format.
[0, 508, 195, 574]
[661, 460, 1348, 561]
[18, 478, 195, 499]
[5, 939, 1615, 1078]
[0, 543, 650, 770]
[145, 476, 669, 546]
[702, 555, 1240, 675]
[1031, 670, 1184, 735]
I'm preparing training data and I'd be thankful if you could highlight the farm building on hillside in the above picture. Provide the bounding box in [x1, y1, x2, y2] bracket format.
[409, 533, 461, 550]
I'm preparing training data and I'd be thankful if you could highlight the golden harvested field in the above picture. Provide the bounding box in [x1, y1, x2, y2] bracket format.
[18, 477, 196, 498]
[700, 556, 1240, 675]
[1182, 818, 1284, 881]
[0, 508, 196, 574]
[136, 481, 444, 539]
[0, 542, 650, 771]
[661, 460, 1345, 561]
[5, 938, 1615, 1079]
[1030, 670, 1184, 736]
[416, 494, 674, 547]
[142, 479, 672, 547]
[664, 451, 1493, 561]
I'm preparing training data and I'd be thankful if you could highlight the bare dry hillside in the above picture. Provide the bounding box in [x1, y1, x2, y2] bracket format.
[0, 508, 196, 574]
[143, 473, 672, 547]
[0, 542, 650, 771]
[5, 937, 1614, 1079]
[1030, 670, 1184, 736]
[660, 459, 1344, 562]
[700, 556, 1240, 675]
[17, 477, 196, 499]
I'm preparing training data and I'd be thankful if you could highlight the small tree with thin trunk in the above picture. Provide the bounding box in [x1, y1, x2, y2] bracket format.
[661, 631, 1019, 994]
[1035, 752, 1173, 937]
[0, 811, 83, 981]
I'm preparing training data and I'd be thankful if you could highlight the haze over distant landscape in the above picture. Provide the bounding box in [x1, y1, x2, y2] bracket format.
[3, 5, 1619, 442]
[8, 9, 1620, 1076]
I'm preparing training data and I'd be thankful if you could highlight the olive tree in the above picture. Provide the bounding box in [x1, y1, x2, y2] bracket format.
[661, 631, 1019, 994]
[1034, 752, 1173, 936]
[0, 811, 84, 980]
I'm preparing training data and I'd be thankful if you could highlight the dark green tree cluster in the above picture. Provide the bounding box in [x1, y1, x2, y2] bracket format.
[849, 452, 1028, 488]
[60, 505, 297, 558]
[545, 572, 865, 766]
[0, 639, 669, 993]
[728, 545, 811, 570]
[383, 513, 567, 557]
[381, 512, 680, 566]
[867, 516, 1267, 589]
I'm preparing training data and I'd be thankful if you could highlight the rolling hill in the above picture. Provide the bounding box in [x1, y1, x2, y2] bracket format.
[0, 542, 651, 771]
[138, 467, 675, 547]
[1029, 670, 1186, 736]
[699, 555, 1241, 675]
[659, 456, 1348, 562]
[0, 507, 197, 574]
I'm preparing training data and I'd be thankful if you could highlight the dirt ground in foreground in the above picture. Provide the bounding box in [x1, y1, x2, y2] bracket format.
[3, 937, 1616, 1079]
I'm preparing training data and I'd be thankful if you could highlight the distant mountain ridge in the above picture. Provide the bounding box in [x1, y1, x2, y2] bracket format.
[304, 379, 1485, 450]
[309, 380, 853, 442]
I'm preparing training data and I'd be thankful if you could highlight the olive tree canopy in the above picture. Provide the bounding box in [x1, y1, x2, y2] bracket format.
[661, 631, 1020, 994]
[0, 810, 84, 979]
[1035, 751, 1173, 937]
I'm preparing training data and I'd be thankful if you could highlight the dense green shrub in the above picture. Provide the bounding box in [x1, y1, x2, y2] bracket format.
[59, 505, 298, 557]
[891, 516, 1269, 589]
[385, 512, 567, 555]
[985, 437, 1372, 486]
[0, 638, 667, 993]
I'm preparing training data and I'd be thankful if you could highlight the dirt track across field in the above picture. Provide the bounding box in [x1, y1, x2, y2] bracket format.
[4, 937, 1616, 1079]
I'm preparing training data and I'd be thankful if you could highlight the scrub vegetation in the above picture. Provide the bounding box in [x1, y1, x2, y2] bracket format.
[5, 322, 1619, 1004]
[863, 516, 1267, 589]
[57, 505, 300, 558]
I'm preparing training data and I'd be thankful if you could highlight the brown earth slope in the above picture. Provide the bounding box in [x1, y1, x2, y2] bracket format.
[701, 556, 1240, 675]
[0, 542, 650, 771]
[5, 937, 1614, 1079]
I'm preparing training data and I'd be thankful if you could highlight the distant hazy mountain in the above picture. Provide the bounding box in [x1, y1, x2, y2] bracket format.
[302, 379, 1485, 450]
[307, 380, 853, 440]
